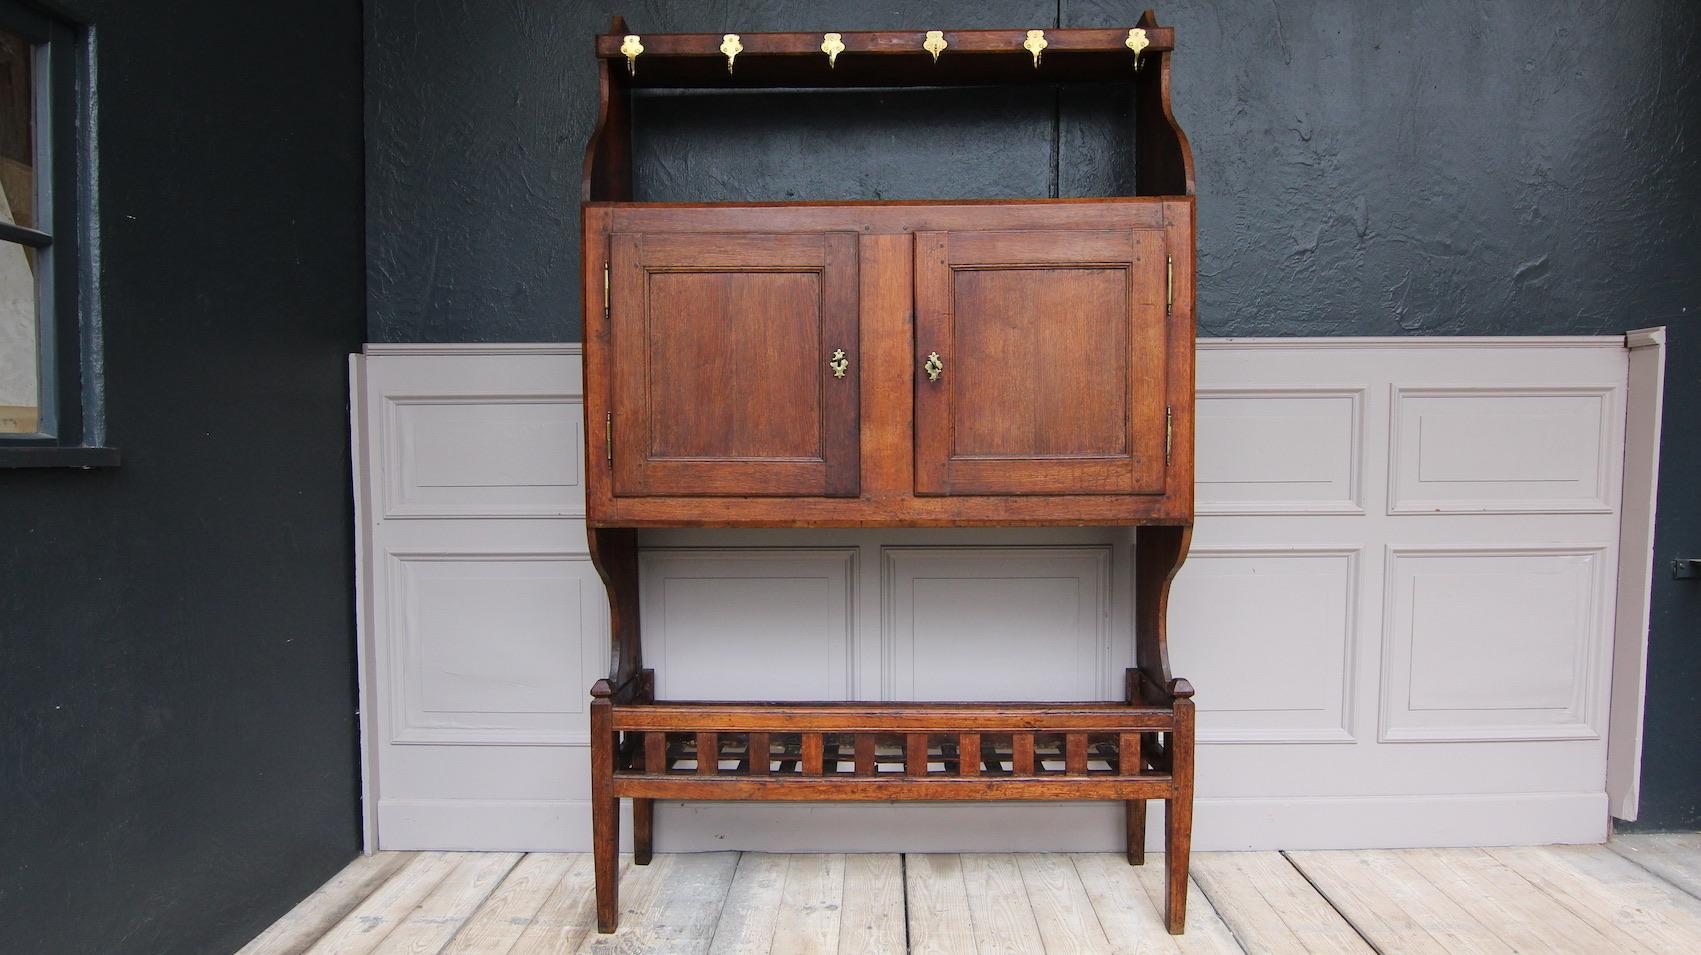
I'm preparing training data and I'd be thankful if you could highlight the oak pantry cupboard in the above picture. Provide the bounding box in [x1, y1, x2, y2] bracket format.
[579, 11, 1200, 935]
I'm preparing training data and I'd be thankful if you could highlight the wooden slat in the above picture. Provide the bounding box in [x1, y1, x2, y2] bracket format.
[958, 733, 980, 776]
[1612, 833, 1701, 898]
[1012, 734, 1035, 776]
[838, 854, 906, 955]
[854, 734, 875, 775]
[644, 731, 666, 773]
[1071, 852, 1246, 953]
[237, 852, 415, 955]
[746, 731, 770, 775]
[443, 854, 582, 955]
[1119, 732, 1142, 775]
[695, 732, 717, 775]
[364, 853, 520, 955]
[616, 774, 1171, 801]
[613, 702, 1173, 732]
[1018, 853, 1113, 955]
[302, 852, 461, 955]
[802, 733, 825, 776]
[906, 733, 930, 776]
[907, 854, 977, 955]
[1066, 733, 1089, 774]
[1190, 852, 1373, 954]
[960, 854, 1044, 955]
[1489, 845, 1701, 953]
[769, 854, 847, 953]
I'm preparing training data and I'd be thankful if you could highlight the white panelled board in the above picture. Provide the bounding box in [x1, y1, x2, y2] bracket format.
[353, 338, 1640, 852]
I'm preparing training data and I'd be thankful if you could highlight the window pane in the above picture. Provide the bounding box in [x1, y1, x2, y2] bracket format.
[0, 27, 34, 434]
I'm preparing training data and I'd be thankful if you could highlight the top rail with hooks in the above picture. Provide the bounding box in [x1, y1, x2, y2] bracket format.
[597, 25, 1175, 88]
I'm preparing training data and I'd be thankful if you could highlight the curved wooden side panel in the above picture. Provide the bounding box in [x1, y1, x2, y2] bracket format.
[1133, 10, 1195, 197]
[587, 526, 641, 687]
[1135, 523, 1193, 692]
[581, 16, 633, 203]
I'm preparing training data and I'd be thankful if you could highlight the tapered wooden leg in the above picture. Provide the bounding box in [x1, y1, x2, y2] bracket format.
[591, 683, 619, 933]
[1126, 799, 1147, 865]
[633, 798, 654, 866]
[1120, 727, 1145, 865]
[1164, 686, 1196, 935]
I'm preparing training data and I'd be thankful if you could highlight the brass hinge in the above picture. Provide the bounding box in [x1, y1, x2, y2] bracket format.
[605, 412, 613, 464]
[1165, 255, 1173, 313]
[603, 263, 610, 321]
[1165, 406, 1173, 463]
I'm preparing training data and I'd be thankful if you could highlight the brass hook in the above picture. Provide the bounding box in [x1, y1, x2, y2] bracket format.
[1125, 28, 1149, 71]
[1024, 30, 1047, 68]
[620, 34, 643, 76]
[721, 34, 742, 74]
[822, 32, 844, 69]
[924, 30, 947, 63]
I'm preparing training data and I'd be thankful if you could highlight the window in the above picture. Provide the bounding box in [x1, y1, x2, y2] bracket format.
[0, 2, 110, 466]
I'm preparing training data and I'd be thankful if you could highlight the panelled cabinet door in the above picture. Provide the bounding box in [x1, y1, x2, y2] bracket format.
[609, 231, 860, 497]
[914, 228, 1169, 495]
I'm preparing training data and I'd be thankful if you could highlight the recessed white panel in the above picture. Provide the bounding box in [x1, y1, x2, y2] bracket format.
[1169, 549, 1358, 742]
[1196, 389, 1363, 514]
[641, 549, 856, 701]
[884, 547, 1110, 701]
[385, 397, 584, 518]
[1382, 548, 1604, 741]
[1390, 388, 1612, 513]
[389, 552, 602, 745]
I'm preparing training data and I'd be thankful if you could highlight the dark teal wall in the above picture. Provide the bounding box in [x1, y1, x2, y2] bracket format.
[0, 1, 365, 952]
[366, 0, 1701, 828]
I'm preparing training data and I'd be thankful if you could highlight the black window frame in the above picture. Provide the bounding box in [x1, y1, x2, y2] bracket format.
[0, 1, 112, 467]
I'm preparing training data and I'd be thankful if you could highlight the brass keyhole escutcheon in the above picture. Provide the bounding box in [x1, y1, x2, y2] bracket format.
[829, 348, 849, 378]
[923, 352, 943, 381]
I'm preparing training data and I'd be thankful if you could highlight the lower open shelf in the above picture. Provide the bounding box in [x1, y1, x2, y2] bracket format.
[590, 667, 1197, 934]
[611, 699, 1183, 801]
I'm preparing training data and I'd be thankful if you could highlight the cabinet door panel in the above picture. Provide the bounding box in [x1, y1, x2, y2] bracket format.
[915, 228, 1168, 496]
[610, 231, 859, 497]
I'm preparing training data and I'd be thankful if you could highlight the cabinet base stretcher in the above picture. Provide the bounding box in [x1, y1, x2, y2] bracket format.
[590, 667, 1196, 935]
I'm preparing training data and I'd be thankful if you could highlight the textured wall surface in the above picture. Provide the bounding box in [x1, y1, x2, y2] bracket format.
[366, 0, 1701, 825]
[0, 2, 366, 953]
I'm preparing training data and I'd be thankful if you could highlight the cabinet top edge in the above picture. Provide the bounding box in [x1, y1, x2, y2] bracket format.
[584, 197, 1194, 211]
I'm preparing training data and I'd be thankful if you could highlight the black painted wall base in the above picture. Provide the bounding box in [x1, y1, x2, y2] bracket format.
[0, 1, 366, 953]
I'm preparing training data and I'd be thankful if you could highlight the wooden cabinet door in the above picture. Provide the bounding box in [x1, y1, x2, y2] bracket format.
[609, 231, 859, 497]
[914, 227, 1169, 495]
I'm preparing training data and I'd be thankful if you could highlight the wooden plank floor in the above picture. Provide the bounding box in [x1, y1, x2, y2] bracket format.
[241, 836, 1701, 954]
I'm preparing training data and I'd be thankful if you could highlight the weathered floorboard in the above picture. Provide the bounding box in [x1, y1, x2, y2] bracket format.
[1071, 852, 1245, 954]
[1189, 851, 1372, 954]
[245, 840, 1701, 955]
[444, 853, 585, 954]
[906, 854, 978, 955]
[1613, 833, 1701, 900]
[237, 852, 416, 955]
